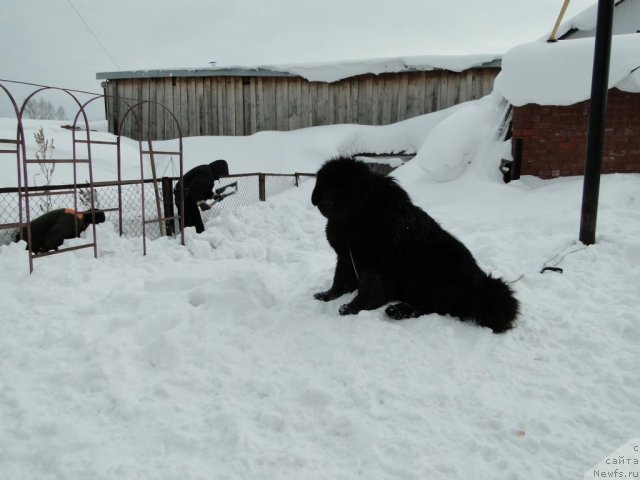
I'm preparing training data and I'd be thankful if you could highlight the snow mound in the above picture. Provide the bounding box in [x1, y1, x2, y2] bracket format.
[413, 97, 502, 182]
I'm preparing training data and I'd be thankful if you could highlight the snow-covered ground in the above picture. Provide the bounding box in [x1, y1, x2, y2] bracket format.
[1, 87, 639, 479]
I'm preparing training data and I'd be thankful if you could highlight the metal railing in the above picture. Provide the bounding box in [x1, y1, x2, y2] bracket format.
[0, 173, 315, 246]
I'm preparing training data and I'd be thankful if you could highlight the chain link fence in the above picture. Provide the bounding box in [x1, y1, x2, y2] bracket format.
[0, 173, 315, 246]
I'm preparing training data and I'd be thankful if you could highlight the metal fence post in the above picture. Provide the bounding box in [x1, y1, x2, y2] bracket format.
[161, 176, 175, 237]
[511, 138, 523, 181]
[259, 173, 266, 201]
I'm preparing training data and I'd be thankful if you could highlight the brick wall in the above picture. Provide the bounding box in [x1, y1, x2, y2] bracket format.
[511, 89, 640, 178]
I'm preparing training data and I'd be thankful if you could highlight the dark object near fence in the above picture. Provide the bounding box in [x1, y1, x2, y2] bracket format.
[499, 159, 513, 183]
[16, 207, 106, 253]
[173, 160, 231, 234]
[499, 139, 522, 183]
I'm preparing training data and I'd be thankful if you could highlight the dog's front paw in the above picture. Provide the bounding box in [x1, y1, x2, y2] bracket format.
[339, 302, 360, 315]
[314, 290, 340, 302]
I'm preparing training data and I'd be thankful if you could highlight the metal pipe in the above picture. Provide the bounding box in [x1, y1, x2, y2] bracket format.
[579, 0, 615, 246]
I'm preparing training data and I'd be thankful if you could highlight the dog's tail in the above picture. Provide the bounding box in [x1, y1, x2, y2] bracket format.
[475, 275, 519, 333]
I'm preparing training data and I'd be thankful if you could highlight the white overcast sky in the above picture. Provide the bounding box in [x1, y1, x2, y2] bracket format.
[1, 0, 595, 104]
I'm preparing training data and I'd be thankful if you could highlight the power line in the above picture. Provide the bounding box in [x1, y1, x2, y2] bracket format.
[65, 0, 121, 70]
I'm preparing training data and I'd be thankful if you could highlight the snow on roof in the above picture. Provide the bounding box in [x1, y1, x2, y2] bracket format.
[551, 1, 600, 39]
[96, 54, 501, 83]
[551, 0, 637, 40]
[264, 54, 501, 82]
[493, 33, 640, 106]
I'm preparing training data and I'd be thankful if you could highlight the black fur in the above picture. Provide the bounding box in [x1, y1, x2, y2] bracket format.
[311, 157, 518, 333]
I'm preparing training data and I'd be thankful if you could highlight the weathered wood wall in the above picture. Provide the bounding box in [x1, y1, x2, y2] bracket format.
[103, 68, 499, 140]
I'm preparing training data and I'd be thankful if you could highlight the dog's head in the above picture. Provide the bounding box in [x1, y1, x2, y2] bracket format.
[311, 157, 373, 220]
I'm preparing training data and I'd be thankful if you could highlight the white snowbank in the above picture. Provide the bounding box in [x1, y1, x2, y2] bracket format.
[494, 33, 640, 106]
[414, 94, 505, 182]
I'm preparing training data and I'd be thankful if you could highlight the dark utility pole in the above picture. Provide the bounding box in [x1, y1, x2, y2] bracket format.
[579, 0, 615, 245]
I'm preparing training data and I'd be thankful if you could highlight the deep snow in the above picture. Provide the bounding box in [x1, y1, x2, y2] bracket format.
[1, 91, 639, 479]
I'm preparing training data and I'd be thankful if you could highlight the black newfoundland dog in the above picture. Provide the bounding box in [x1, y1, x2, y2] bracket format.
[311, 157, 518, 333]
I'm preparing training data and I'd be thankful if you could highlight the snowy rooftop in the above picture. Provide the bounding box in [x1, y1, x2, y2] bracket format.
[495, 0, 640, 106]
[494, 33, 640, 106]
[96, 53, 502, 83]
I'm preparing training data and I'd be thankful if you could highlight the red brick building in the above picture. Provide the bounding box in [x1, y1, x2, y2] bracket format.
[511, 88, 640, 178]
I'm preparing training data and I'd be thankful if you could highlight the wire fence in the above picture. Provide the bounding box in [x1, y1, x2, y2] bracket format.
[0, 173, 315, 246]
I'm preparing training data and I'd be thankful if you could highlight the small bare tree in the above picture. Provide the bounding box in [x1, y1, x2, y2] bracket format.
[33, 127, 56, 213]
[24, 98, 67, 120]
[55, 105, 66, 120]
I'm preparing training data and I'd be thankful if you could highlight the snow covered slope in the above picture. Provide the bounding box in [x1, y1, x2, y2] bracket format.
[0, 92, 639, 479]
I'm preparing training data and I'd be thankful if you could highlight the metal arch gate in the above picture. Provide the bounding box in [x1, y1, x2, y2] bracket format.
[0, 79, 186, 272]
[115, 98, 185, 255]
[0, 80, 103, 272]
[0, 82, 25, 249]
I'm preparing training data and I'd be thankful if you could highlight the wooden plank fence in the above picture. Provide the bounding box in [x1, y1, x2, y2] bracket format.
[102, 68, 499, 140]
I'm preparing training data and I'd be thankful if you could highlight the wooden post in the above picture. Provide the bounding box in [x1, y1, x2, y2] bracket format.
[548, 0, 572, 42]
[511, 138, 523, 181]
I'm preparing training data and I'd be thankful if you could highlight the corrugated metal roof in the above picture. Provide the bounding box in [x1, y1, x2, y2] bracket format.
[96, 67, 298, 80]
